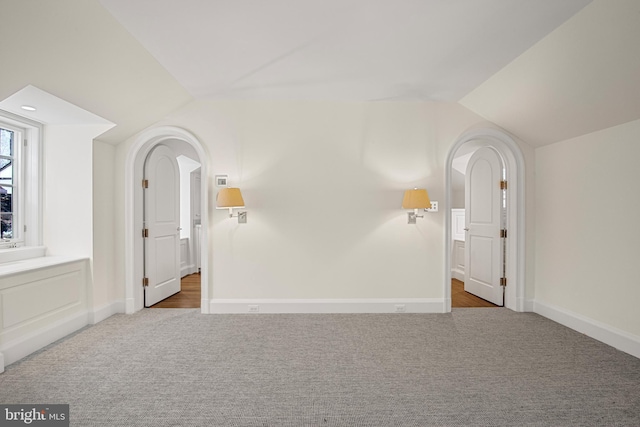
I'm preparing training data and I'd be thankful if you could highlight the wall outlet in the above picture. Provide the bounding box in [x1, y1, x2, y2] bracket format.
[395, 304, 406, 313]
[248, 305, 260, 313]
[425, 201, 438, 213]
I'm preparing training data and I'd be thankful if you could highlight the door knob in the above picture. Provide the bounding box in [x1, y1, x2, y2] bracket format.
[464, 228, 469, 231]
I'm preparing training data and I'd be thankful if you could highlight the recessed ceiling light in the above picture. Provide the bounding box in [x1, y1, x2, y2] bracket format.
[21, 105, 37, 111]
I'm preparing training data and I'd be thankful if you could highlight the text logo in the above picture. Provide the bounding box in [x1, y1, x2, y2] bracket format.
[0, 405, 69, 426]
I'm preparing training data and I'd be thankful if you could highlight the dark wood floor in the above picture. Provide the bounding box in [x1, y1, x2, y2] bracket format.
[151, 275, 494, 309]
[451, 278, 498, 308]
[150, 273, 201, 308]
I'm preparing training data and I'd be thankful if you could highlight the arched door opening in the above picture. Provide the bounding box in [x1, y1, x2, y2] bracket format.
[444, 128, 526, 312]
[124, 126, 210, 314]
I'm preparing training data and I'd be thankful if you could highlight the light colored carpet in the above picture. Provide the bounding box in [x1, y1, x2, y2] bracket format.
[1, 309, 639, 426]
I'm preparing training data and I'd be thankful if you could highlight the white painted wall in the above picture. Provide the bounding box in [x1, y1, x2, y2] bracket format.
[115, 100, 485, 307]
[176, 155, 201, 239]
[93, 140, 116, 309]
[451, 170, 465, 208]
[44, 125, 96, 258]
[43, 123, 122, 317]
[535, 118, 640, 337]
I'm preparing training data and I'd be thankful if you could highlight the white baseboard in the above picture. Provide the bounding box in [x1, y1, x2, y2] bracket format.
[0, 311, 89, 369]
[0, 301, 126, 372]
[534, 300, 640, 360]
[523, 299, 534, 312]
[180, 264, 196, 278]
[125, 298, 136, 314]
[210, 298, 445, 314]
[89, 300, 125, 324]
[451, 270, 464, 282]
[200, 299, 210, 314]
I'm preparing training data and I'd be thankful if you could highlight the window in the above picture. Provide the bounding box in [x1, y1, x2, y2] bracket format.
[0, 111, 41, 249]
[1, 123, 20, 242]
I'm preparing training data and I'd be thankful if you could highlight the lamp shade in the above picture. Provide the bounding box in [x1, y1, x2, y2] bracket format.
[216, 188, 245, 208]
[402, 189, 430, 209]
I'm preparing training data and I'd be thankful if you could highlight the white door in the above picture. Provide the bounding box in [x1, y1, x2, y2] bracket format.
[464, 146, 504, 306]
[144, 144, 181, 307]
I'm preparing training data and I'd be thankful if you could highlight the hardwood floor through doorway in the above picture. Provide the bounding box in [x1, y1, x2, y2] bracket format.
[150, 273, 201, 308]
[451, 279, 498, 308]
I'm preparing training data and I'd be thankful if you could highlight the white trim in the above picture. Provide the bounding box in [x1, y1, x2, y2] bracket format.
[0, 246, 46, 265]
[179, 238, 195, 278]
[209, 298, 445, 314]
[0, 311, 88, 369]
[0, 300, 123, 371]
[451, 270, 464, 282]
[523, 299, 534, 312]
[125, 298, 136, 314]
[0, 254, 82, 278]
[180, 265, 196, 278]
[124, 126, 210, 314]
[444, 128, 526, 312]
[88, 300, 125, 324]
[0, 109, 43, 248]
[534, 300, 640, 360]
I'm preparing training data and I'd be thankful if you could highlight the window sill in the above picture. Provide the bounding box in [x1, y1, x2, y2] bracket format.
[0, 246, 46, 264]
[0, 251, 88, 278]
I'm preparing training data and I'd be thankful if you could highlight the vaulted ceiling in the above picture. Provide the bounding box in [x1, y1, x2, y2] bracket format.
[461, 0, 640, 146]
[97, 0, 590, 104]
[0, 0, 191, 144]
[3, 0, 639, 147]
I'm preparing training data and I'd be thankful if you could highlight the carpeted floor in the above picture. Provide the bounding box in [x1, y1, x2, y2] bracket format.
[1, 309, 639, 426]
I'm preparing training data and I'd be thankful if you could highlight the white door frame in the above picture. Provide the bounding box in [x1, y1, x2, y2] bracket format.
[124, 126, 210, 314]
[444, 128, 526, 312]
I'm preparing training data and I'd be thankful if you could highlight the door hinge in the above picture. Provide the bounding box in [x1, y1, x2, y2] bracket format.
[500, 229, 508, 238]
[24, 225, 27, 232]
[142, 228, 149, 238]
[142, 179, 149, 188]
[500, 277, 507, 287]
[142, 277, 149, 287]
[23, 139, 28, 147]
[500, 180, 508, 190]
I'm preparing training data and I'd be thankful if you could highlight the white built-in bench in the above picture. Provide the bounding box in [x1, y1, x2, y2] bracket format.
[0, 248, 90, 373]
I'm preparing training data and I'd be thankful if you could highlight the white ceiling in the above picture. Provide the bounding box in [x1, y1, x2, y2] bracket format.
[461, 0, 640, 146]
[0, 0, 191, 145]
[98, 0, 591, 102]
[0, 86, 114, 129]
[6, 0, 640, 148]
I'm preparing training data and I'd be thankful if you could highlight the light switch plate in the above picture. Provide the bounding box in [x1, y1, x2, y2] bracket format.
[425, 201, 438, 212]
[215, 175, 228, 187]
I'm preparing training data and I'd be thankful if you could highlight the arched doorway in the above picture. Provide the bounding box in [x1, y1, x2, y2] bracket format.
[124, 126, 210, 314]
[444, 128, 526, 312]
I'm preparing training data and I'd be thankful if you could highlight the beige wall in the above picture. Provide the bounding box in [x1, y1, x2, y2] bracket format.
[93, 140, 116, 309]
[44, 125, 119, 311]
[43, 125, 95, 258]
[535, 118, 640, 336]
[115, 100, 486, 303]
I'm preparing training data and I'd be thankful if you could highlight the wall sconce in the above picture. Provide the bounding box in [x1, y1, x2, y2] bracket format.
[402, 188, 431, 224]
[216, 187, 247, 223]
